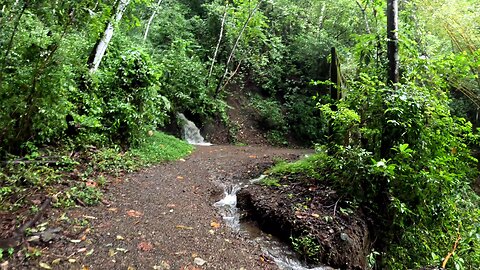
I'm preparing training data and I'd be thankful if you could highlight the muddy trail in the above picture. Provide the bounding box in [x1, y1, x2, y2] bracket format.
[8, 145, 314, 270]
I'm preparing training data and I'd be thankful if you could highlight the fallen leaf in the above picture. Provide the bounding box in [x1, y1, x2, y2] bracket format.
[311, 213, 320, 218]
[86, 181, 97, 187]
[137, 241, 153, 252]
[77, 248, 87, 253]
[31, 199, 42, 205]
[153, 261, 171, 270]
[0, 261, 8, 270]
[70, 239, 82, 243]
[127, 266, 135, 270]
[108, 207, 118, 212]
[176, 176, 184, 180]
[108, 249, 116, 257]
[116, 235, 125, 240]
[210, 221, 221, 229]
[68, 258, 76, 263]
[39, 262, 52, 269]
[82, 266, 89, 270]
[176, 225, 193, 230]
[86, 249, 94, 256]
[248, 155, 257, 159]
[51, 259, 61, 264]
[115, 248, 128, 253]
[127, 210, 143, 218]
[295, 211, 308, 219]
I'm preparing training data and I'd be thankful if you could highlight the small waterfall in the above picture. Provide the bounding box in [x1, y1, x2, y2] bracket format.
[213, 184, 242, 232]
[213, 177, 335, 270]
[177, 113, 212, 146]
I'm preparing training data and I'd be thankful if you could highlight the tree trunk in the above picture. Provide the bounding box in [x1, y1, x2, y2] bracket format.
[206, 3, 228, 86]
[89, 0, 130, 73]
[330, 47, 341, 101]
[213, 0, 262, 98]
[143, 0, 163, 41]
[387, 0, 399, 84]
[356, 0, 371, 34]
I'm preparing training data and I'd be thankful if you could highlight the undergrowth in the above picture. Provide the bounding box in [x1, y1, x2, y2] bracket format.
[0, 132, 193, 211]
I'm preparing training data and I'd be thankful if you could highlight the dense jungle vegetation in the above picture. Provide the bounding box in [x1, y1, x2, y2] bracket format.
[1, 0, 480, 268]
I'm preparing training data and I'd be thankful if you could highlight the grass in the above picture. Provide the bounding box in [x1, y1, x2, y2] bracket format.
[0, 131, 194, 210]
[266, 152, 329, 180]
[130, 131, 194, 165]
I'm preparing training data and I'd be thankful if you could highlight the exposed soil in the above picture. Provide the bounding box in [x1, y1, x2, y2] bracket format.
[1, 145, 313, 270]
[238, 180, 370, 270]
[203, 88, 269, 146]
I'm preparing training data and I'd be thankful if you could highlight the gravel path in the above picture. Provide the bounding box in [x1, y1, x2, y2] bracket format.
[23, 145, 310, 270]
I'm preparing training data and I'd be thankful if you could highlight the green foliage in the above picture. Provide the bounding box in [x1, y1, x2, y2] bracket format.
[158, 39, 218, 118]
[68, 185, 103, 206]
[291, 235, 322, 263]
[271, 71, 480, 268]
[130, 131, 194, 165]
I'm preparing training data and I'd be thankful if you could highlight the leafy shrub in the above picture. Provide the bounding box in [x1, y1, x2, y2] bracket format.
[97, 49, 170, 146]
[268, 75, 480, 268]
[250, 94, 287, 130]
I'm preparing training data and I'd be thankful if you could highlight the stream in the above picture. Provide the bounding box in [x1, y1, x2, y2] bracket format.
[213, 177, 334, 270]
[178, 113, 333, 269]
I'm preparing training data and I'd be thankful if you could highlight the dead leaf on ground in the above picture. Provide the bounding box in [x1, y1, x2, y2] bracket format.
[295, 211, 308, 219]
[176, 176, 184, 180]
[86, 181, 97, 188]
[182, 266, 201, 270]
[248, 155, 257, 159]
[137, 241, 153, 252]
[176, 225, 193, 230]
[210, 221, 221, 229]
[39, 262, 52, 269]
[126, 210, 143, 218]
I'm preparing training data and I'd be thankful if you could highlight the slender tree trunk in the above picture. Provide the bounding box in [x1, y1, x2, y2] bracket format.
[214, 0, 262, 98]
[387, 0, 399, 85]
[330, 47, 341, 101]
[206, 3, 228, 86]
[143, 0, 163, 41]
[318, 3, 326, 30]
[356, 0, 371, 34]
[89, 0, 130, 73]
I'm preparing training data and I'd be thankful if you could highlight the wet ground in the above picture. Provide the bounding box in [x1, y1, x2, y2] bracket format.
[3, 145, 311, 270]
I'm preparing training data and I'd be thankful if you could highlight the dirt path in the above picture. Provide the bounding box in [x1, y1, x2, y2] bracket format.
[18, 145, 310, 270]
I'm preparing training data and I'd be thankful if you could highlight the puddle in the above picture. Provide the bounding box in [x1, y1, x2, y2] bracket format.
[213, 178, 335, 270]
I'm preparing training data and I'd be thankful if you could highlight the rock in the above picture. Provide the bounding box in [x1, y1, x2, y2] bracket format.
[193, 257, 206, 266]
[39, 228, 62, 242]
[27, 235, 41, 243]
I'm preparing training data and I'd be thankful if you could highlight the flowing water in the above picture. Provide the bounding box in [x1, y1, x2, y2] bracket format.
[213, 177, 335, 270]
[177, 113, 212, 146]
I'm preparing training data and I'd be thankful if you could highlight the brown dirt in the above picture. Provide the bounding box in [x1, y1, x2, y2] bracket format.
[203, 86, 269, 146]
[2, 145, 311, 270]
[238, 180, 370, 270]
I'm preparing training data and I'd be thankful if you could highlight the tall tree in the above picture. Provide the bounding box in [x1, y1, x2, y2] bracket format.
[387, 0, 399, 84]
[143, 0, 164, 41]
[89, 0, 131, 73]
